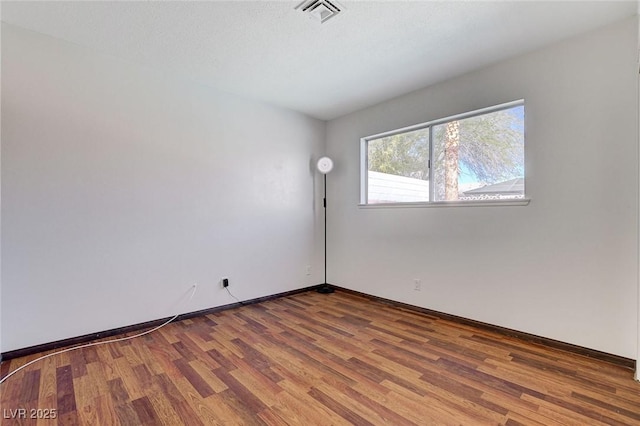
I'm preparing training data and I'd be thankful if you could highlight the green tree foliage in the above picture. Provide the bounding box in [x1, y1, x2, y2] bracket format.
[368, 128, 430, 180]
[434, 108, 524, 185]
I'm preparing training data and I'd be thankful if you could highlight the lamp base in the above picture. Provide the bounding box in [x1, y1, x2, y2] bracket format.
[316, 284, 335, 294]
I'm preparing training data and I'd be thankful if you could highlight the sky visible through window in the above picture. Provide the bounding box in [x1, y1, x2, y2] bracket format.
[458, 105, 524, 185]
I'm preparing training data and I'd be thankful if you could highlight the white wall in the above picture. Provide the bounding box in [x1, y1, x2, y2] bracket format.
[1, 24, 326, 352]
[636, 9, 640, 379]
[326, 17, 639, 358]
[0, 4, 3, 362]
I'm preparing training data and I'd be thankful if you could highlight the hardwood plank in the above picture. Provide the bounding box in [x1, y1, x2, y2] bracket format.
[205, 347, 236, 372]
[315, 379, 417, 425]
[167, 375, 223, 425]
[19, 370, 41, 402]
[228, 356, 283, 405]
[2, 290, 639, 426]
[73, 373, 102, 409]
[107, 378, 130, 405]
[571, 391, 640, 423]
[57, 410, 79, 426]
[84, 362, 112, 397]
[213, 367, 268, 414]
[172, 359, 214, 398]
[118, 343, 144, 368]
[131, 396, 161, 425]
[35, 358, 58, 426]
[171, 341, 197, 362]
[214, 389, 268, 426]
[113, 401, 140, 425]
[521, 392, 633, 426]
[56, 365, 77, 415]
[257, 408, 291, 426]
[153, 373, 205, 426]
[68, 348, 88, 378]
[275, 380, 353, 425]
[308, 386, 375, 426]
[144, 390, 184, 426]
[387, 379, 499, 426]
[569, 387, 640, 416]
[76, 394, 120, 426]
[110, 358, 150, 402]
[187, 359, 228, 393]
[81, 346, 100, 364]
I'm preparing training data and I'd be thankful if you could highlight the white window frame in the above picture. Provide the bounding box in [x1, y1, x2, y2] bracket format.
[360, 100, 530, 208]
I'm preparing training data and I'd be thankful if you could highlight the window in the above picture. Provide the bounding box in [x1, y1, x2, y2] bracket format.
[361, 101, 525, 205]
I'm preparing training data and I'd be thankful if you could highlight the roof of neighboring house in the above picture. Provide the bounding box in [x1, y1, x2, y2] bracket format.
[463, 178, 524, 195]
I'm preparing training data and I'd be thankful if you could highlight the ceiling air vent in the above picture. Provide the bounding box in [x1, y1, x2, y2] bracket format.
[295, 0, 343, 24]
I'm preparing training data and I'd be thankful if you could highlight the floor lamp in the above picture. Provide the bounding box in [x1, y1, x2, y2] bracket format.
[316, 157, 334, 294]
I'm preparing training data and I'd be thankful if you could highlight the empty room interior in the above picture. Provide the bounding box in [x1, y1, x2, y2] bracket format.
[2, 1, 640, 425]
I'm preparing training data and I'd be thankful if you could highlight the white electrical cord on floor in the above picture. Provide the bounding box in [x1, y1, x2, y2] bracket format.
[0, 283, 198, 385]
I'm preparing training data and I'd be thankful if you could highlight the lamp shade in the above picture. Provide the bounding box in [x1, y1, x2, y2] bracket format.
[317, 157, 334, 174]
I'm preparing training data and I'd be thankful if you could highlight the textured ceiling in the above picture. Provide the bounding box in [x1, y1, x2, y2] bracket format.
[1, 1, 638, 120]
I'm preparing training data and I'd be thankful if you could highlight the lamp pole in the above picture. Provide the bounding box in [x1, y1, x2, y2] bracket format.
[316, 157, 334, 294]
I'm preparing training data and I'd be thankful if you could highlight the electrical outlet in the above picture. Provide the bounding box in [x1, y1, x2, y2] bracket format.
[221, 277, 229, 288]
[414, 279, 422, 291]
[306, 265, 312, 276]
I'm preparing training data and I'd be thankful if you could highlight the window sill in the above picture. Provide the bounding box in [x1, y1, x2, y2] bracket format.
[358, 199, 531, 209]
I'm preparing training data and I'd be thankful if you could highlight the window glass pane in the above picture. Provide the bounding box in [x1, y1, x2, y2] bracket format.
[432, 105, 524, 202]
[367, 128, 430, 204]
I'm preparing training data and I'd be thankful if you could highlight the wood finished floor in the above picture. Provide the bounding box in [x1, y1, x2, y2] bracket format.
[1, 290, 639, 425]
